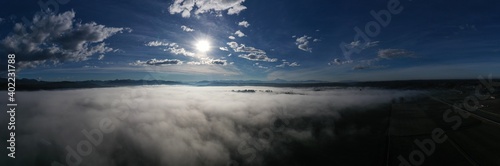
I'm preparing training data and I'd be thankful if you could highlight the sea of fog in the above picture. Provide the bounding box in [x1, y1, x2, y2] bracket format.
[0, 86, 423, 166]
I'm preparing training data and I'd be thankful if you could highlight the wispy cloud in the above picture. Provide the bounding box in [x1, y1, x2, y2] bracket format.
[377, 49, 416, 59]
[328, 58, 353, 65]
[146, 41, 196, 57]
[187, 58, 229, 66]
[344, 41, 380, 50]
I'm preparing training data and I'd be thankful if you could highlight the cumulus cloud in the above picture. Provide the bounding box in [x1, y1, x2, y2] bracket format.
[146, 41, 196, 57]
[131, 58, 184, 66]
[377, 49, 416, 59]
[276, 61, 300, 68]
[0, 11, 130, 68]
[2, 87, 421, 166]
[98, 54, 105, 60]
[238, 21, 250, 28]
[295, 35, 312, 52]
[234, 30, 246, 37]
[227, 41, 277, 62]
[168, 0, 247, 18]
[344, 40, 380, 51]
[228, 36, 236, 40]
[181, 25, 195, 32]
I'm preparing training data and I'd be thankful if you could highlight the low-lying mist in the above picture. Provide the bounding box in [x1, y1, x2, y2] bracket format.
[0, 86, 422, 166]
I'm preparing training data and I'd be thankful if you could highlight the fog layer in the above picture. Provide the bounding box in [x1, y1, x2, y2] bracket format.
[0, 86, 421, 166]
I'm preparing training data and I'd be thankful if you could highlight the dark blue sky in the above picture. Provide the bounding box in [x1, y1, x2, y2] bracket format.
[1, 0, 499, 81]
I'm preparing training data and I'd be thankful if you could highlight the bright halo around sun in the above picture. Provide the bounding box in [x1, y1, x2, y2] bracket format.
[195, 40, 211, 53]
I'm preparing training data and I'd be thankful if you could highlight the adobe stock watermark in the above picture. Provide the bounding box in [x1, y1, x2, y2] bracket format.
[50, 72, 159, 166]
[397, 74, 500, 166]
[227, 109, 294, 166]
[339, 0, 414, 61]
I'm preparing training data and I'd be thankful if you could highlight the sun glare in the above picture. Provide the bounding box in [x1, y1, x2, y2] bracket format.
[195, 40, 211, 52]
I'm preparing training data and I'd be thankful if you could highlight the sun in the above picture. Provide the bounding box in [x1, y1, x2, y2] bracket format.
[195, 40, 211, 53]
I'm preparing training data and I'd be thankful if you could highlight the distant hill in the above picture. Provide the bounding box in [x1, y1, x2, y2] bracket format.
[1, 78, 182, 91]
[1, 78, 497, 91]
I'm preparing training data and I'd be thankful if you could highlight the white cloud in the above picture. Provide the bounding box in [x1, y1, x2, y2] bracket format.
[9, 87, 420, 166]
[238, 54, 277, 62]
[132, 58, 228, 66]
[132, 58, 184, 66]
[345, 41, 380, 50]
[328, 58, 352, 65]
[0, 11, 130, 68]
[98, 54, 105, 60]
[181, 25, 195, 32]
[289, 62, 300, 67]
[238, 21, 250, 28]
[219, 47, 229, 51]
[329, 58, 342, 65]
[276, 61, 301, 68]
[187, 58, 228, 66]
[166, 44, 196, 57]
[295, 35, 312, 52]
[146, 41, 170, 47]
[377, 49, 415, 59]
[228, 36, 236, 40]
[253, 63, 268, 69]
[83, 65, 98, 68]
[227, 41, 277, 62]
[234, 30, 246, 37]
[146, 41, 196, 57]
[169, 0, 247, 18]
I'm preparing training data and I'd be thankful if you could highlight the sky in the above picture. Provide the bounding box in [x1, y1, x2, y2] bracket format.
[0, 0, 499, 82]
